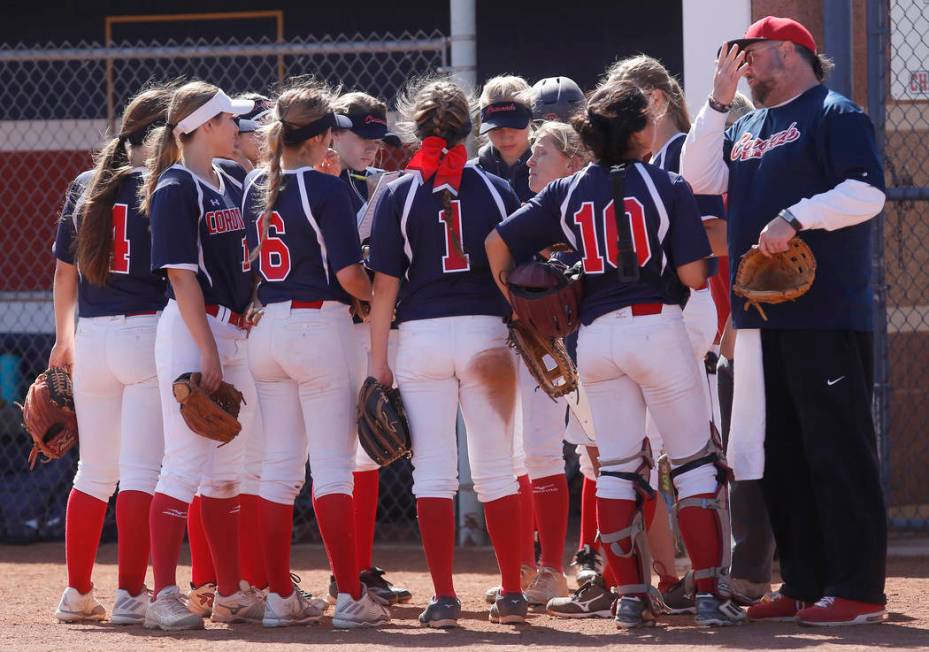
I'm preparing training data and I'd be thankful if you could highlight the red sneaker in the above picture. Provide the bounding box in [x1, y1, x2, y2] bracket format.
[796, 596, 886, 626]
[746, 592, 812, 621]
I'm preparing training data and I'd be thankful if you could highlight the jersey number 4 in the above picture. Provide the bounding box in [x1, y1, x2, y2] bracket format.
[573, 198, 651, 274]
[110, 204, 131, 274]
[257, 211, 292, 281]
[439, 201, 471, 273]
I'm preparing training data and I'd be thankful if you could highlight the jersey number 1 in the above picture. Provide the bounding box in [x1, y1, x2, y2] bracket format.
[573, 199, 651, 273]
[110, 203, 131, 274]
[439, 201, 470, 273]
[257, 211, 292, 281]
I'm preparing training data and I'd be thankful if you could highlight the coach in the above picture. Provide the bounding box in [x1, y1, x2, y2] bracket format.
[681, 16, 887, 626]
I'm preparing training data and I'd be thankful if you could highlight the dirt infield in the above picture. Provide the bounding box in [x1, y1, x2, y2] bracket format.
[1, 543, 926, 652]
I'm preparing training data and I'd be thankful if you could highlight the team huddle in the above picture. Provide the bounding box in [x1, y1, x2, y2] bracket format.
[44, 15, 890, 635]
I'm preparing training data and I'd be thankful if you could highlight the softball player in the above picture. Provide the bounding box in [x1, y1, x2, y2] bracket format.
[50, 86, 172, 625]
[140, 81, 261, 631]
[367, 78, 527, 628]
[328, 91, 411, 605]
[242, 79, 391, 629]
[475, 74, 567, 602]
[487, 80, 744, 628]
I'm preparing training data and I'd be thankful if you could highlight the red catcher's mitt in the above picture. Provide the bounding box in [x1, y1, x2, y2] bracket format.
[17, 367, 78, 469]
[733, 237, 816, 320]
[506, 259, 583, 339]
[172, 372, 245, 445]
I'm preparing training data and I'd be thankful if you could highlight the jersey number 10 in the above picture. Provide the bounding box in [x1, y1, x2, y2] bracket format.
[573, 198, 652, 274]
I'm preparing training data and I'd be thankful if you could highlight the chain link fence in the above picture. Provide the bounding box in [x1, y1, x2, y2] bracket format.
[872, 0, 929, 530]
[0, 31, 447, 543]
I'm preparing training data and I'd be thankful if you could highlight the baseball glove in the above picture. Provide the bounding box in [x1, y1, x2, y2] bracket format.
[17, 367, 79, 469]
[733, 237, 816, 320]
[172, 372, 245, 445]
[507, 319, 578, 399]
[357, 376, 412, 467]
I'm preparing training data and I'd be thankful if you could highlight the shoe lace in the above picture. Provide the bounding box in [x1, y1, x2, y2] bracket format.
[290, 572, 314, 601]
[814, 596, 836, 608]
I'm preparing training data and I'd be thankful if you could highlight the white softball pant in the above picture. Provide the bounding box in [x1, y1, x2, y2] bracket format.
[577, 305, 716, 502]
[647, 287, 717, 481]
[71, 313, 163, 501]
[346, 322, 399, 473]
[248, 301, 356, 504]
[396, 315, 518, 503]
[515, 358, 567, 479]
[153, 300, 258, 502]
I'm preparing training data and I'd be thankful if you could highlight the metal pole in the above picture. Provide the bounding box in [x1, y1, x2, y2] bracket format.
[449, 0, 477, 91]
[823, 0, 853, 97]
[866, 0, 891, 501]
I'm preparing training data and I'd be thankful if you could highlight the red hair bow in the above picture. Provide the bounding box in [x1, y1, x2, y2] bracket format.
[406, 136, 468, 195]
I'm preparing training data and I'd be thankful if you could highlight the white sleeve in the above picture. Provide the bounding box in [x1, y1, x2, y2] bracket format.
[789, 179, 886, 231]
[680, 101, 730, 195]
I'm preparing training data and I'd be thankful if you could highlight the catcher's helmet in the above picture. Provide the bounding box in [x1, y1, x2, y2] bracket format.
[506, 260, 583, 338]
[532, 76, 586, 122]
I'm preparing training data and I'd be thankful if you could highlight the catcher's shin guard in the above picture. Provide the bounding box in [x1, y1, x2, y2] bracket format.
[597, 439, 663, 611]
[665, 425, 734, 596]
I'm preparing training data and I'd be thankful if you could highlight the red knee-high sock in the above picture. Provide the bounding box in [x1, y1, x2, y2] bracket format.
[579, 476, 598, 550]
[416, 498, 456, 597]
[260, 498, 294, 598]
[116, 490, 152, 595]
[677, 492, 723, 594]
[602, 557, 618, 589]
[187, 495, 216, 588]
[596, 497, 644, 597]
[150, 492, 190, 597]
[65, 489, 107, 594]
[315, 493, 361, 599]
[516, 474, 536, 568]
[483, 494, 524, 594]
[238, 494, 267, 589]
[352, 470, 379, 571]
[531, 474, 568, 571]
[199, 496, 242, 597]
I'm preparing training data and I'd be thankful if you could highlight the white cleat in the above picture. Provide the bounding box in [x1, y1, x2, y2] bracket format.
[111, 587, 150, 625]
[212, 580, 266, 623]
[263, 589, 324, 627]
[187, 581, 216, 617]
[144, 586, 204, 631]
[55, 587, 107, 623]
[331, 586, 391, 629]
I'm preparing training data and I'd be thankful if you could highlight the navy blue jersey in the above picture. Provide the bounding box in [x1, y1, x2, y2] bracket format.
[150, 163, 251, 313]
[653, 132, 726, 222]
[723, 85, 883, 330]
[497, 162, 711, 326]
[53, 169, 167, 318]
[473, 143, 533, 203]
[243, 167, 363, 306]
[369, 164, 520, 323]
[215, 158, 248, 187]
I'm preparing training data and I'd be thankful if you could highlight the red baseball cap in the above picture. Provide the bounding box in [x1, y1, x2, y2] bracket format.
[731, 16, 817, 54]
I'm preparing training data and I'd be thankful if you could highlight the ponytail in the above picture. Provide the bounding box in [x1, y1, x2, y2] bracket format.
[138, 125, 181, 216]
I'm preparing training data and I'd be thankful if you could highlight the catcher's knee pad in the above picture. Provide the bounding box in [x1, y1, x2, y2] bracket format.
[666, 426, 734, 594]
[597, 438, 660, 601]
[598, 438, 657, 502]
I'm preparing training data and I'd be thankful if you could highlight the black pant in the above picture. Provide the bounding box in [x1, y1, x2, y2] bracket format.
[759, 329, 886, 604]
[718, 356, 776, 583]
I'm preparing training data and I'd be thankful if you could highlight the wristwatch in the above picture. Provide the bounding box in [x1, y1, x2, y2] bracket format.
[778, 208, 803, 232]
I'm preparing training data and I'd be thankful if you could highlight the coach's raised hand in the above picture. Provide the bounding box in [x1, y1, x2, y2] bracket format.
[712, 42, 747, 106]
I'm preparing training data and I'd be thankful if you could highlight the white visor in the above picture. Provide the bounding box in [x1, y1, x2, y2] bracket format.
[174, 91, 254, 136]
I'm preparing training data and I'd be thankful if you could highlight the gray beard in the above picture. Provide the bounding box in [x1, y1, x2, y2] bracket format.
[750, 80, 776, 107]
